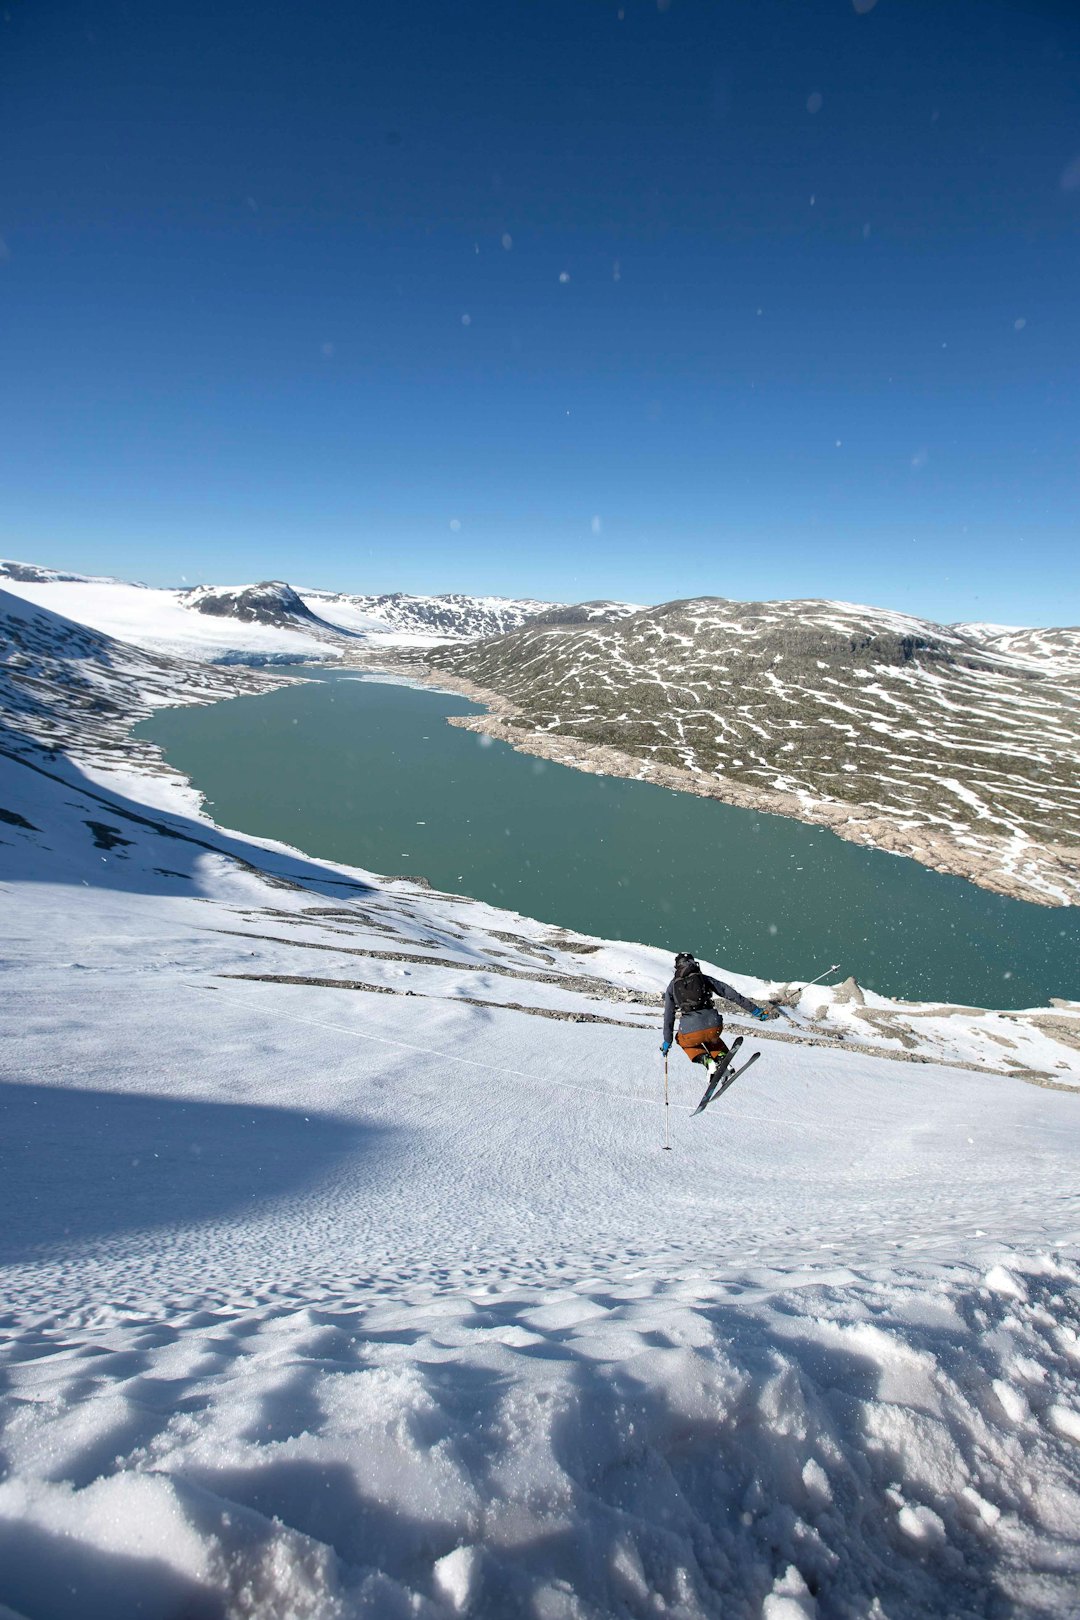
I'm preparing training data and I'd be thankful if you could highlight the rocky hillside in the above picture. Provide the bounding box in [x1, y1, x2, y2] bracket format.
[426, 596, 1080, 906]
[529, 600, 645, 627]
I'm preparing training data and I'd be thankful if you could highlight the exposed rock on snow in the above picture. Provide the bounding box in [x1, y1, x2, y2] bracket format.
[179, 580, 331, 628]
[425, 596, 1080, 906]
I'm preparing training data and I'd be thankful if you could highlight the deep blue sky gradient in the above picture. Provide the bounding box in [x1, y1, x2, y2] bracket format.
[1, 0, 1078, 621]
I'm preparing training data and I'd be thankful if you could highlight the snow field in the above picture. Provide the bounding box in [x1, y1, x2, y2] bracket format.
[4, 1206, 1080, 1617]
[0, 578, 340, 664]
[3, 857, 1080, 1615]
[2, 594, 1080, 1616]
[0, 566, 557, 663]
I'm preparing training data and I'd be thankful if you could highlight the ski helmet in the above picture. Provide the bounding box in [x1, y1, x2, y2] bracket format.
[674, 952, 697, 973]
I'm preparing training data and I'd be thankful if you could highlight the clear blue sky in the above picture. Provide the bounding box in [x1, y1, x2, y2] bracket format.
[1, 0, 1078, 623]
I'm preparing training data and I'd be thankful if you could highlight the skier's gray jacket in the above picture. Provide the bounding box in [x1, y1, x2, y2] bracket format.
[662, 975, 758, 1045]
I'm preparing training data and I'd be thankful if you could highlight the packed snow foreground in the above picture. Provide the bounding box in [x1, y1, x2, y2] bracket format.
[2, 589, 1079, 1619]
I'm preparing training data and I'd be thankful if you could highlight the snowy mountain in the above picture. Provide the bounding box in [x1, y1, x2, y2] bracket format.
[0, 561, 347, 665]
[0, 559, 120, 585]
[2, 573, 1079, 1617]
[957, 621, 1080, 681]
[300, 586, 557, 641]
[426, 595, 1080, 908]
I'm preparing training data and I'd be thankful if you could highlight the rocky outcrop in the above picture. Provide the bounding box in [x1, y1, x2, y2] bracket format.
[179, 581, 326, 629]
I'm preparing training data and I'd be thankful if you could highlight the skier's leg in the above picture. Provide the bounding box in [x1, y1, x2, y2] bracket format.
[676, 1026, 727, 1067]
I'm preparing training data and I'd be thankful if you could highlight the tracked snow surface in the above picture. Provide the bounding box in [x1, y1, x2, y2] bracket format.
[2, 587, 1080, 1619]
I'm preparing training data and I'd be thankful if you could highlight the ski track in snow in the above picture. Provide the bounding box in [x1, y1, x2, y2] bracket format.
[2, 587, 1080, 1618]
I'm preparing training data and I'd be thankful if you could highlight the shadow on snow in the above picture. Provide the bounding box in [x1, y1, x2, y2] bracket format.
[0, 1080, 396, 1264]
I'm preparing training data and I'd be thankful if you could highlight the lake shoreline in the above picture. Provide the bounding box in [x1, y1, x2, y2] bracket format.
[134, 661, 1080, 1007]
[395, 660, 1079, 911]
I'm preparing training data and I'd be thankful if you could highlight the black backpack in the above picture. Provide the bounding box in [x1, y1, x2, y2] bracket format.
[673, 964, 713, 1014]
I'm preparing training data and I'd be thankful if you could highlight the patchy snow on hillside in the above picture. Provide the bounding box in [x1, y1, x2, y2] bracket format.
[2, 588, 1079, 1619]
[957, 622, 1080, 681]
[427, 595, 1080, 908]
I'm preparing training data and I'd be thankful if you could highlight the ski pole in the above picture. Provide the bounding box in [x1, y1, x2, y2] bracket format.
[775, 963, 840, 1020]
[662, 1053, 672, 1151]
[799, 963, 840, 990]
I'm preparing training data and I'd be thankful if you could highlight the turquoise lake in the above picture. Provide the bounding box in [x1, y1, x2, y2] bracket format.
[135, 668, 1079, 1009]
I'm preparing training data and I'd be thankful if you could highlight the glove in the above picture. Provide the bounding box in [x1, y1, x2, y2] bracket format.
[752, 1008, 769, 1021]
[660, 1041, 671, 1055]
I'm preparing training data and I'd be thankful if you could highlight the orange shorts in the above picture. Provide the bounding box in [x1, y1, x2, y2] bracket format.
[676, 1028, 728, 1065]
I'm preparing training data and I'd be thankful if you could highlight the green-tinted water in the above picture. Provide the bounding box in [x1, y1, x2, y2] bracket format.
[135, 668, 1079, 1008]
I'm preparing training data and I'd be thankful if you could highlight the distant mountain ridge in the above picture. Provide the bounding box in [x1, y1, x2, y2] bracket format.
[0, 560, 126, 586]
[957, 621, 1080, 680]
[425, 594, 1080, 907]
[528, 600, 645, 627]
[298, 587, 558, 641]
[0, 560, 562, 660]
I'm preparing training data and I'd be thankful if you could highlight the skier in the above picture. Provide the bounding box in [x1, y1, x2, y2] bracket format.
[660, 952, 770, 1078]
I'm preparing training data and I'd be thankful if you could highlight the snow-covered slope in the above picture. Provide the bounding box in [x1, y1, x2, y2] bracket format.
[0, 586, 294, 776]
[0, 559, 120, 585]
[2, 587, 1079, 1617]
[426, 596, 1080, 908]
[0, 564, 344, 665]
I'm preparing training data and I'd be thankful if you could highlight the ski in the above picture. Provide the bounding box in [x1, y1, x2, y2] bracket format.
[690, 1036, 742, 1116]
[702, 1050, 760, 1111]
